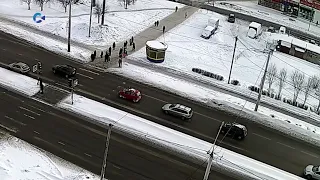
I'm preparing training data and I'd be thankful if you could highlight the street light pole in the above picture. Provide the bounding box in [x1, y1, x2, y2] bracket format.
[203, 122, 224, 180]
[89, 0, 93, 37]
[254, 48, 274, 111]
[100, 124, 113, 180]
[101, 0, 106, 25]
[67, 0, 72, 52]
[227, 36, 238, 84]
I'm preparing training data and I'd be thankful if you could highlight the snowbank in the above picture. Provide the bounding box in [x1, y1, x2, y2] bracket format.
[0, 67, 40, 96]
[57, 93, 304, 180]
[0, 133, 99, 180]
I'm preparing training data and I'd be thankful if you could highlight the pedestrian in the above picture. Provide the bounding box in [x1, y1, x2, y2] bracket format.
[107, 55, 110, 62]
[109, 47, 112, 56]
[175, 6, 178, 12]
[162, 25, 165, 33]
[100, 51, 103, 58]
[94, 50, 97, 58]
[157, 21, 159, 26]
[317, 21, 319, 26]
[119, 48, 123, 57]
[113, 42, 116, 50]
[91, 53, 95, 62]
[105, 53, 109, 62]
[132, 42, 135, 51]
[125, 40, 128, 47]
[118, 58, 122, 67]
[185, 12, 187, 18]
[154, 21, 157, 26]
[131, 36, 134, 43]
[39, 78, 44, 94]
[130, 38, 132, 46]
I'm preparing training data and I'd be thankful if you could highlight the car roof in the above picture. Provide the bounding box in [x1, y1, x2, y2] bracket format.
[15, 62, 28, 66]
[174, 104, 192, 112]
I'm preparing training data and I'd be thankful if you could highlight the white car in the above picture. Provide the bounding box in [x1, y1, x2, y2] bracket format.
[304, 165, 320, 179]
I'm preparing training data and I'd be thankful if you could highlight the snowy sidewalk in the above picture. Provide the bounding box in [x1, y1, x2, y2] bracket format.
[89, 5, 198, 68]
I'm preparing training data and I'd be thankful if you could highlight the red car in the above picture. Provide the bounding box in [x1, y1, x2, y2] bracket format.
[118, 88, 142, 102]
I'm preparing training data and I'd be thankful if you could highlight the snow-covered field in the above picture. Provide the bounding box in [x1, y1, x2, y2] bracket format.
[215, 0, 320, 37]
[0, 0, 182, 47]
[129, 9, 320, 114]
[57, 93, 304, 180]
[0, 132, 98, 180]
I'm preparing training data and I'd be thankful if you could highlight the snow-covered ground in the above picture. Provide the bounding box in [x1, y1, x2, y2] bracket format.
[215, 0, 320, 38]
[0, 67, 41, 96]
[0, 132, 99, 180]
[0, 0, 182, 47]
[57, 93, 304, 180]
[129, 9, 320, 116]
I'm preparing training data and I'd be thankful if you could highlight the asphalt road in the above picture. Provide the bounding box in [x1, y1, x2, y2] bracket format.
[0, 30, 319, 177]
[0, 87, 234, 180]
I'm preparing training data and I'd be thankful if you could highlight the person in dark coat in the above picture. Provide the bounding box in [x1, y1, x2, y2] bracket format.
[100, 51, 103, 58]
[157, 21, 159, 26]
[105, 53, 109, 62]
[175, 6, 178, 12]
[113, 42, 116, 50]
[118, 58, 122, 67]
[119, 48, 123, 57]
[154, 21, 157, 26]
[93, 50, 97, 58]
[91, 53, 95, 62]
[39, 78, 44, 94]
[162, 26, 165, 33]
[109, 47, 112, 56]
[132, 42, 135, 51]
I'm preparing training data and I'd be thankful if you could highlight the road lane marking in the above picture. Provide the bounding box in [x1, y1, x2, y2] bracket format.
[194, 112, 221, 122]
[2, 92, 24, 102]
[143, 93, 167, 103]
[113, 165, 121, 169]
[33, 131, 40, 134]
[252, 132, 271, 140]
[4, 115, 26, 126]
[79, 68, 99, 75]
[221, 142, 248, 152]
[23, 114, 35, 120]
[58, 141, 65, 146]
[18, 53, 23, 56]
[276, 142, 295, 149]
[0, 124, 17, 133]
[26, 105, 45, 113]
[84, 153, 92, 157]
[301, 151, 319, 158]
[78, 73, 94, 80]
[19, 106, 41, 116]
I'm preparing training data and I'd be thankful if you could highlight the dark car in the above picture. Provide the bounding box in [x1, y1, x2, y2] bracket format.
[118, 88, 142, 102]
[52, 65, 76, 78]
[267, 26, 275, 33]
[228, 13, 235, 23]
[220, 122, 247, 140]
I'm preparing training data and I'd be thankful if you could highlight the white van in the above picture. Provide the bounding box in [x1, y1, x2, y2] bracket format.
[247, 22, 262, 39]
[279, 26, 286, 34]
[201, 26, 216, 39]
[208, 17, 219, 30]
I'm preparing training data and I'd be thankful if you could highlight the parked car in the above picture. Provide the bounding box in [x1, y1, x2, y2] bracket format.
[52, 64, 76, 78]
[8, 62, 30, 74]
[279, 26, 286, 34]
[201, 26, 216, 39]
[220, 122, 247, 140]
[228, 13, 235, 23]
[304, 165, 320, 179]
[118, 88, 142, 102]
[247, 22, 262, 39]
[162, 103, 193, 120]
[267, 26, 275, 33]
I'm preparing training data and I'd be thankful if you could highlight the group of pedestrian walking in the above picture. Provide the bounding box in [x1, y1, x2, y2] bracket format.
[154, 20, 160, 27]
[117, 36, 136, 67]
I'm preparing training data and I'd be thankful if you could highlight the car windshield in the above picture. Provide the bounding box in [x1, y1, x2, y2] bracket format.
[312, 166, 319, 172]
[169, 104, 176, 108]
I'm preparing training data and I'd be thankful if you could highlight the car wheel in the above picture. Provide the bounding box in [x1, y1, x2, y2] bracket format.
[306, 175, 312, 180]
[53, 69, 56, 74]
[119, 94, 123, 98]
[65, 74, 69, 78]
[133, 99, 138, 103]
[237, 135, 243, 140]
[164, 111, 169, 114]
[220, 130, 225, 134]
[181, 116, 185, 120]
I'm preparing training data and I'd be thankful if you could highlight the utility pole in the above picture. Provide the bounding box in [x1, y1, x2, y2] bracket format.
[254, 48, 274, 111]
[203, 122, 224, 180]
[67, 0, 72, 52]
[89, 0, 93, 37]
[101, 0, 106, 25]
[125, 0, 128, 9]
[227, 36, 238, 84]
[100, 124, 113, 180]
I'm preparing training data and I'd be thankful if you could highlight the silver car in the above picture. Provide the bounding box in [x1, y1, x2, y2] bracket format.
[304, 165, 320, 179]
[162, 103, 193, 120]
[8, 62, 30, 74]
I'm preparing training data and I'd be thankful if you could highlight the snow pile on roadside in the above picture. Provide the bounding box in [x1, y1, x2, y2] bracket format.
[0, 0, 183, 47]
[109, 63, 320, 147]
[57, 93, 304, 180]
[0, 133, 99, 180]
[0, 67, 41, 96]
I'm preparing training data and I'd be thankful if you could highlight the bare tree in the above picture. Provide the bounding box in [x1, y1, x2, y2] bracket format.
[303, 76, 318, 106]
[34, 0, 50, 11]
[21, 0, 32, 10]
[266, 63, 277, 94]
[291, 70, 305, 104]
[57, 0, 72, 13]
[94, 3, 103, 23]
[277, 68, 287, 98]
